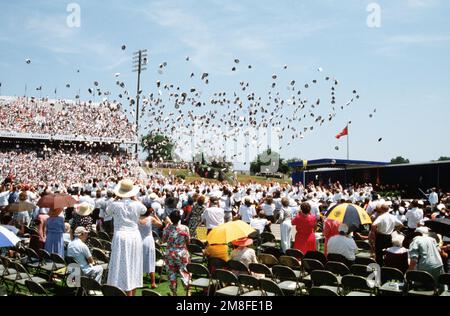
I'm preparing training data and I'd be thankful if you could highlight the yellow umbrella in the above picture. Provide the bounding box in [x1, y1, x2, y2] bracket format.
[326, 203, 372, 231]
[207, 220, 255, 245]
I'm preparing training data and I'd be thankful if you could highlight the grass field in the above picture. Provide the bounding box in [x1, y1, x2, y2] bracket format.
[141, 167, 291, 185]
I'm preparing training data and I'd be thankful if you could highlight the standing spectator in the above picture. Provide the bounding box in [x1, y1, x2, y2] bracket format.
[405, 200, 423, 235]
[428, 188, 439, 210]
[221, 189, 233, 223]
[0, 184, 10, 212]
[408, 227, 444, 283]
[261, 196, 275, 223]
[201, 196, 224, 234]
[139, 207, 162, 289]
[188, 195, 206, 238]
[44, 208, 65, 257]
[29, 208, 49, 252]
[70, 202, 94, 239]
[106, 179, 146, 296]
[279, 197, 294, 253]
[13, 191, 32, 234]
[99, 190, 114, 235]
[371, 203, 403, 265]
[67, 226, 104, 283]
[238, 197, 256, 224]
[292, 202, 317, 254]
[181, 196, 194, 226]
[162, 210, 190, 296]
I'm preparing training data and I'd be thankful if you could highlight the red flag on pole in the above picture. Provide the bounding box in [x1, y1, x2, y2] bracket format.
[335, 126, 348, 139]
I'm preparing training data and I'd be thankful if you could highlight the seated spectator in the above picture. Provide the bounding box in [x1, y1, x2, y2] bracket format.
[327, 223, 358, 263]
[384, 232, 409, 274]
[204, 243, 229, 262]
[230, 237, 258, 268]
[67, 226, 104, 283]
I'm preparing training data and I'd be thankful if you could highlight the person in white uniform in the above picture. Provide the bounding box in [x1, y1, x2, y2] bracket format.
[106, 179, 146, 296]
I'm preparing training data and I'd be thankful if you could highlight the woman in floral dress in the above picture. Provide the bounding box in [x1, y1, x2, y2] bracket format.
[162, 210, 190, 296]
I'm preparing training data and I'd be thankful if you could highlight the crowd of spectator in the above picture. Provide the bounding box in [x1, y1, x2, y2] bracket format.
[0, 97, 135, 140]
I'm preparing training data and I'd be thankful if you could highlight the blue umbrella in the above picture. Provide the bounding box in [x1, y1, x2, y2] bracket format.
[0, 226, 21, 248]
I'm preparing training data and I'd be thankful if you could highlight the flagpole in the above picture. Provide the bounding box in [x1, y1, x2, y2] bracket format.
[347, 123, 349, 161]
[346, 123, 349, 188]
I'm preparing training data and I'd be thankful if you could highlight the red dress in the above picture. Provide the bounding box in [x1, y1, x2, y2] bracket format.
[292, 213, 317, 254]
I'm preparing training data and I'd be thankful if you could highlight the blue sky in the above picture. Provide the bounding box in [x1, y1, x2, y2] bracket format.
[0, 0, 449, 166]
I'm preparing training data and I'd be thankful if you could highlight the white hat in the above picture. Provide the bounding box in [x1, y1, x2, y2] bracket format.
[76, 203, 94, 216]
[113, 179, 140, 198]
[418, 200, 424, 206]
[391, 231, 405, 247]
[74, 226, 89, 237]
[338, 223, 349, 234]
[437, 204, 446, 211]
[415, 227, 429, 235]
[149, 192, 158, 200]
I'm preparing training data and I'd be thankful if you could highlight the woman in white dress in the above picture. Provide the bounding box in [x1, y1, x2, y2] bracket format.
[278, 197, 293, 253]
[106, 180, 146, 296]
[139, 207, 162, 289]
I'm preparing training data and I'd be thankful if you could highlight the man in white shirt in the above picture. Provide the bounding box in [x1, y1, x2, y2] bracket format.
[250, 211, 270, 234]
[238, 197, 257, 224]
[306, 199, 321, 220]
[201, 196, 224, 234]
[372, 203, 403, 265]
[428, 188, 439, 209]
[327, 224, 358, 262]
[67, 227, 104, 283]
[405, 200, 423, 233]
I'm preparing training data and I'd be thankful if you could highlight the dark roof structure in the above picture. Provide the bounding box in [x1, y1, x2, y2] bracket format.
[288, 158, 389, 170]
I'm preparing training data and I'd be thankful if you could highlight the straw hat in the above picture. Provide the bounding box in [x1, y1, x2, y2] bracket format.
[76, 202, 94, 216]
[149, 192, 158, 200]
[232, 237, 253, 247]
[113, 179, 139, 198]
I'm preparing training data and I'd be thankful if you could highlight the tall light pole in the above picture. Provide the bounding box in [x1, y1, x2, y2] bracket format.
[132, 49, 148, 156]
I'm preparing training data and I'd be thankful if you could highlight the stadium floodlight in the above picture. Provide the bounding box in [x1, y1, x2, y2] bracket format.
[132, 49, 148, 155]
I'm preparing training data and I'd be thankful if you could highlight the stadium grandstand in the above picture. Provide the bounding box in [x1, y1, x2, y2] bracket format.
[0, 96, 143, 188]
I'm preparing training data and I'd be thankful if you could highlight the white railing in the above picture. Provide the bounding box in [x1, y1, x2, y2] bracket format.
[0, 131, 138, 144]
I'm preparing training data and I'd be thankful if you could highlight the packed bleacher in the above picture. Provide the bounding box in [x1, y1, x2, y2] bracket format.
[0, 97, 136, 141]
[0, 147, 141, 187]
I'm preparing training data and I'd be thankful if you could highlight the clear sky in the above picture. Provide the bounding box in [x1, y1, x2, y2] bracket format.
[0, 0, 449, 166]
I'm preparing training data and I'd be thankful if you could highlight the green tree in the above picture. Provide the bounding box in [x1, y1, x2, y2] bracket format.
[141, 133, 174, 162]
[437, 156, 450, 161]
[390, 156, 410, 165]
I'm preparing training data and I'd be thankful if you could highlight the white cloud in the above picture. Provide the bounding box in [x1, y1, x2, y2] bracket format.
[387, 35, 450, 44]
